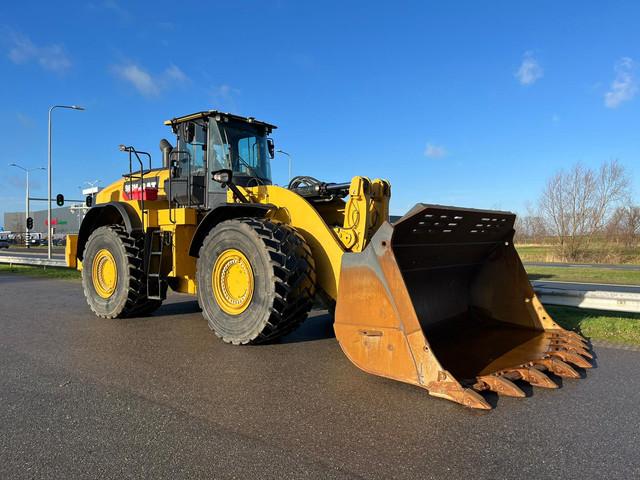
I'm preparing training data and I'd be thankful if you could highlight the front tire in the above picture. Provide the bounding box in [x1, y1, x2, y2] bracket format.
[82, 225, 160, 318]
[196, 218, 316, 345]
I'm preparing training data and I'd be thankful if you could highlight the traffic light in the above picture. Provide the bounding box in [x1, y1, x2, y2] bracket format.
[26, 217, 33, 230]
[56, 193, 64, 206]
[85, 195, 93, 207]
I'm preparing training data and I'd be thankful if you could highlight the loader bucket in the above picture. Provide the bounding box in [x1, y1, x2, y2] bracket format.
[334, 204, 592, 409]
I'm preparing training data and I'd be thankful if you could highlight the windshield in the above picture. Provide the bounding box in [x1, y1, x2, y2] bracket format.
[214, 121, 272, 182]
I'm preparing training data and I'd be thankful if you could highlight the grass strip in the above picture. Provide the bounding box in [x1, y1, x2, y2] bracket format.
[526, 265, 640, 285]
[546, 305, 640, 346]
[0, 264, 80, 280]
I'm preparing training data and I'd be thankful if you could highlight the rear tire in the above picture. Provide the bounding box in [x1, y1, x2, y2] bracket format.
[196, 218, 316, 345]
[82, 225, 162, 318]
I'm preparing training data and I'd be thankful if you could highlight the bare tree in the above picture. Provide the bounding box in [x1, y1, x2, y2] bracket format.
[514, 213, 548, 243]
[607, 205, 640, 247]
[538, 160, 630, 260]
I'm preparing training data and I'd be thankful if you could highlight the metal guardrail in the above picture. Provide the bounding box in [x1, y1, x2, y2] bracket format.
[532, 281, 640, 314]
[0, 255, 67, 267]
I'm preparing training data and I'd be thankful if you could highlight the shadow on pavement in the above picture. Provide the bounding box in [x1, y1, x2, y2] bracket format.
[151, 300, 202, 317]
[280, 312, 335, 344]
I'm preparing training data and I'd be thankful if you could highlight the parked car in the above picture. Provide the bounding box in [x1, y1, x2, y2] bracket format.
[0, 239, 9, 249]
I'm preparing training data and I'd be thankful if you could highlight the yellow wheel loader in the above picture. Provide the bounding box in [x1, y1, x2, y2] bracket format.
[66, 110, 592, 409]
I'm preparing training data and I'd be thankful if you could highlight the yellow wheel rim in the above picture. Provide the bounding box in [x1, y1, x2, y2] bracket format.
[212, 248, 254, 315]
[92, 248, 118, 299]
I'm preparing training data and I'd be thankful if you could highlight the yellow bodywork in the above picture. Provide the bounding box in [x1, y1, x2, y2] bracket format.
[65, 234, 79, 269]
[69, 171, 390, 301]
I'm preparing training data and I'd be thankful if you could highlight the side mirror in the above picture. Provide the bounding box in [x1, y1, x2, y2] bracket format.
[211, 169, 249, 203]
[212, 169, 232, 185]
[267, 138, 275, 159]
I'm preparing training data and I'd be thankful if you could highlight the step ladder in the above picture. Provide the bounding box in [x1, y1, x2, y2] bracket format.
[147, 230, 169, 301]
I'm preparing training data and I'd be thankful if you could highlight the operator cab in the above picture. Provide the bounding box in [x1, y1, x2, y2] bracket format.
[161, 110, 276, 208]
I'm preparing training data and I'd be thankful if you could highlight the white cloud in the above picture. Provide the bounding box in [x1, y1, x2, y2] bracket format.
[515, 52, 543, 86]
[604, 57, 637, 108]
[112, 62, 189, 96]
[164, 64, 188, 83]
[211, 84, 241, 108]
[101, 0, 131, 21]
[424, 143, 447, 158]
[7, 32, 71, 73]
[86, 1, 131, 22]
[16, 112, 35, 128]
[113, 64, 159, 96]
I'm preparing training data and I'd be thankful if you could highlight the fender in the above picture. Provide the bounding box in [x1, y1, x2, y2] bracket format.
[188, 203, 273, 257]
[77, 202, 143, 260]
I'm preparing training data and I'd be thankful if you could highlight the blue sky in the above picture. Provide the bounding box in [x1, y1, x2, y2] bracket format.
[1, 1, 639, 225]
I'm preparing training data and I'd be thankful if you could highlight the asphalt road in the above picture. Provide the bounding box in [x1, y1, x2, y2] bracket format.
[1, 275, 639, 479]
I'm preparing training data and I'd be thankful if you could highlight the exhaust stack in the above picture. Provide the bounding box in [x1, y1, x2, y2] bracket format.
[160, 139, 173, 169]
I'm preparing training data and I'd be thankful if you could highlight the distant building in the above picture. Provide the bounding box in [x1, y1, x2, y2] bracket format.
[4, 206, 85, 236]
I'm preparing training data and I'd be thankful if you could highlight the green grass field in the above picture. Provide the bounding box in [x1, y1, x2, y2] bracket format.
[525, 265, 640, 285]
[546, 306, 640, 346]
[0, 264, 81, 280]
[516, 243, 640, 264]
[516, 245, 556, 262]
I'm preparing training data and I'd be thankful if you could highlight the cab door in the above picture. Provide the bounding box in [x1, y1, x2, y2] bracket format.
[206, 117, 229, 208]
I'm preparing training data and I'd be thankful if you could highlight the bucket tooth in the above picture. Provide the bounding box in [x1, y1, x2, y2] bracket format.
[549, 338, 593, 358]
[569, 348, 593, 359]
[548, 350, 593, 369]
[476, 375, 526, 398]
[567, 331, 588, 342]
[551, 343, 593, 358]
[509, 367, 558, 389]
[558, 331, 589, 346]
[535, 358, 580, 379]
[428, 376, 492, 410]
[460, 388, 492, 410]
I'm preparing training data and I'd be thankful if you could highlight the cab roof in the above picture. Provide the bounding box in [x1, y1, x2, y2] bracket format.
[163, 110, 277, 132]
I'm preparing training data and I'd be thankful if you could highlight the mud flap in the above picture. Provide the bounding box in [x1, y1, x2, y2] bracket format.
[334, 204, 592, 409]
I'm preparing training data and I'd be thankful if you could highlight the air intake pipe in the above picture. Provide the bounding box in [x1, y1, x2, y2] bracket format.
[160, 139, 173, 169]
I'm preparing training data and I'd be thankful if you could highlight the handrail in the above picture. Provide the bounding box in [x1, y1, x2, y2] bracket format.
[120, 146, 152, 223]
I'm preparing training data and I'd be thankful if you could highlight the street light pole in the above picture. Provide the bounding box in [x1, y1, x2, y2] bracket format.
[276, 150, 292, 184]
[48, 104, 85, 259]
[26, 169, 29, 247]
[9, 164, 45, 248]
